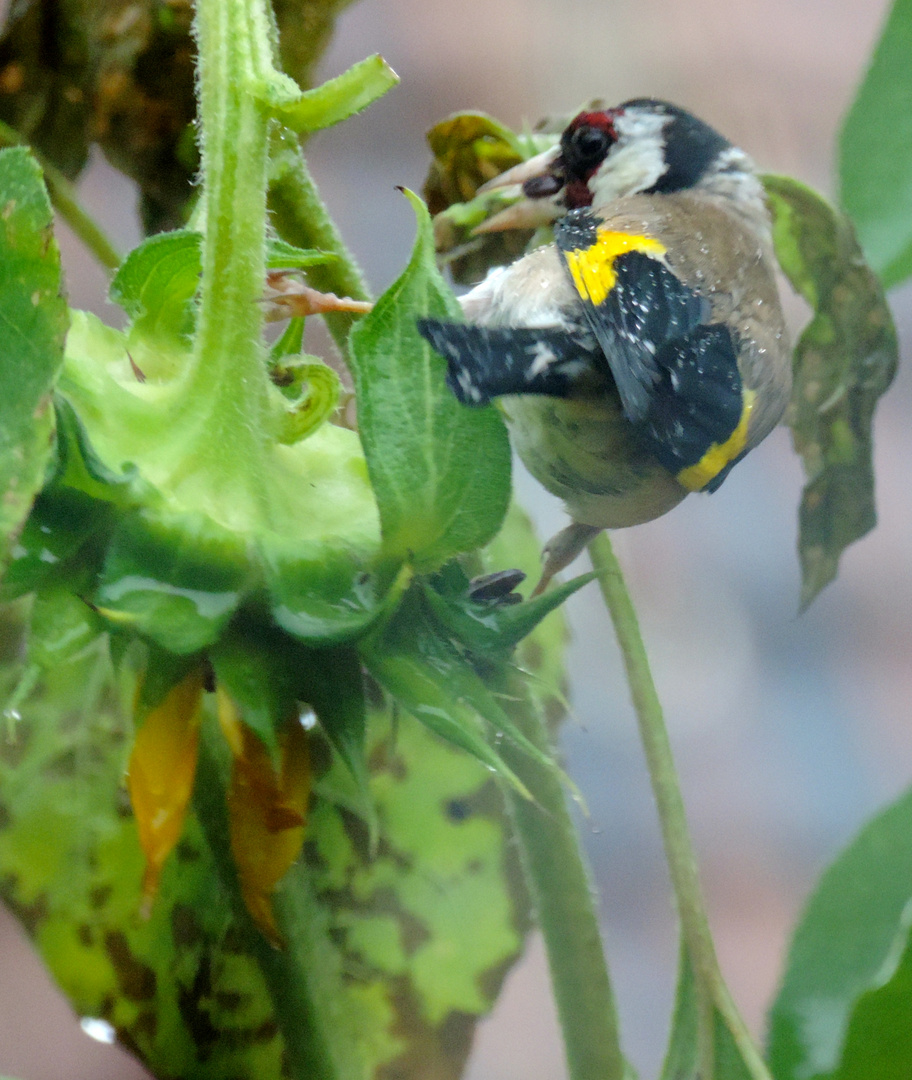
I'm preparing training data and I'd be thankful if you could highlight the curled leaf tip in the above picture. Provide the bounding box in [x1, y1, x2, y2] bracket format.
[277, 362, 342, 445]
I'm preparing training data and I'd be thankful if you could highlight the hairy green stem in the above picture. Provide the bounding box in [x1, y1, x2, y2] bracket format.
[588, 532, 772, 1080]
[187, 0, 276, 513]
[0, 120, 121, 271]
[194, 722, 343, 1080]
[500, 673, 626, 1080]
[268, 136, 371, 353]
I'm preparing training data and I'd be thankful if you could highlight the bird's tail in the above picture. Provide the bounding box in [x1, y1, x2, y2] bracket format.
[417, 319, 590, 406]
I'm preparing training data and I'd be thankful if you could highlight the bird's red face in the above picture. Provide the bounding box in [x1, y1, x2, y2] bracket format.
[472, 106, 625, 233]
[555, 110, 620, 208]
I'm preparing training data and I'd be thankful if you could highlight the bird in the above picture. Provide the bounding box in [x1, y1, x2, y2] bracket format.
[418, 98, 791, 591]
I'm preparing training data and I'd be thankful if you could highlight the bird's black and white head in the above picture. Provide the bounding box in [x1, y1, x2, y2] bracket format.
[480, 99, 767, 232]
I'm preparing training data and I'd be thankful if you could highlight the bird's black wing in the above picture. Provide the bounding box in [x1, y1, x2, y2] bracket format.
[638, 322, 747, 490]
[555, 209, 750, 491]
[554, 209, 709, 423]
[417, 319, 594, 406]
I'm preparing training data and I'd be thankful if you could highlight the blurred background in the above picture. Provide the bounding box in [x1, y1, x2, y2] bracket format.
[0, 0, 909, 1077]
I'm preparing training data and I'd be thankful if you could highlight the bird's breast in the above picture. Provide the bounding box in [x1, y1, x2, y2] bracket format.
[501, 391, 688, 528]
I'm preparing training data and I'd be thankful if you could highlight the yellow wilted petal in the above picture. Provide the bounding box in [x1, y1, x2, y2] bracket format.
[217, 690, 311, 945]
[128, 666, 206, 908]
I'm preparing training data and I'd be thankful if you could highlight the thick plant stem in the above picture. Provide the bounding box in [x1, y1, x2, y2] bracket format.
[588, 532, 772, 1080]
[188, 0, 276, 511]
[194, 724, 343, 1080]
[500, 674, 626, 1080]
[268, 137, 371, 353]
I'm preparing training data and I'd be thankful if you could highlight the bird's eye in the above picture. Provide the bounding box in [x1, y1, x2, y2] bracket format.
[569, 125, 611, 167]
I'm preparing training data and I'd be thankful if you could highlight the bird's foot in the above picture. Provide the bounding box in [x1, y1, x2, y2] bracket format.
[532, 522, 602, 596]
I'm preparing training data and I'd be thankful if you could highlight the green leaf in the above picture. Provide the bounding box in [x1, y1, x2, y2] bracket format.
[482, 499, 572, 703]
[264, 545, 408, 646]
[109, 230, 202, 383]
[0, 486, 113, 600]
[349, 190, 511, 571]
[134, 642, 201, 721]
[422, 568, 595, 656]
[0, 607, 292, 1079]
[107, 229, 334, 370]
[763, 175, 897, 609]
[267, 54, 399, 134]
[269, 316, 305, 362]
[0, 146, 68, 571]
[839, 0, 912, 288]
[210, 625, 296, 760]
[363, 591, 565, 796]
[292, 644, 373, 825]
[834, 917, 912, 1080]
[364, 645, 530, 798]
[211, 621, 371, 809]
[53, 389, 138, 498]
[93, 509, 247, 654]
[275, 361, 342, 445]
[109, 229, 201, 323]
[767, 784, 912, 1080]
[265, 237, 337, 270]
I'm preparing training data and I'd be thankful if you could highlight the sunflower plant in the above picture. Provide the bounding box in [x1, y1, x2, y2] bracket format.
[0, 1, 907, 1080]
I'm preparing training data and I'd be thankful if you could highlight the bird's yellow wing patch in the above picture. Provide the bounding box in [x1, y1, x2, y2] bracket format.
[563, 229, 667, 306]
[676, 391, 755, 491]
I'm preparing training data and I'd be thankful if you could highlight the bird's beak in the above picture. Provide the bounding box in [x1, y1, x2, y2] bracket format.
[473, 144, 564, 234]
[477, 145, 562, 194]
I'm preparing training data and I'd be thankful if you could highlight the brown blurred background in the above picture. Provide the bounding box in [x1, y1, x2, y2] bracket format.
[1, 1, 910, 1077]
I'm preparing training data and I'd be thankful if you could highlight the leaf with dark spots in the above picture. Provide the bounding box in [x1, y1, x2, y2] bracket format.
[763, 175, 898, 608]
[0, 601, 291, 1077]
[170, 903, 205, 950]
[8, 891, 49, 936]
[178, 956, 221, 1053]
[104, 930, 158, 1002]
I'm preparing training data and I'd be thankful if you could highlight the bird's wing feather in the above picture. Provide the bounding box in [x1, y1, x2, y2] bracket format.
[555, 209, 752, 490]
[637, 323, 749, 491]
[417, 319, 593, 405]
[555, 211, 708, 422]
